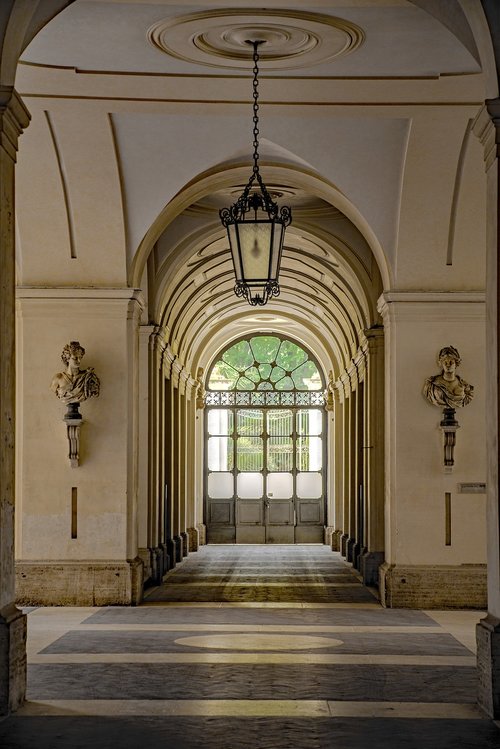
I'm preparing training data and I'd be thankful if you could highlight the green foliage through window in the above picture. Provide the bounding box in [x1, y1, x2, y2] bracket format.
[209, 336, 322, 392]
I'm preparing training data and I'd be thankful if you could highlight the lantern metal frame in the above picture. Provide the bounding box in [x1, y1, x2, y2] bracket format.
[219, 40, 292, 306]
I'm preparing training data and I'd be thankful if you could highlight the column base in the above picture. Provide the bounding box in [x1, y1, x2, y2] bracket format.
[138, 547, 154, 584]
[180, 531, 189, 557]
[346, 537, 357, 563]
[340, 533, 349, 557]
[187, 527, 199, 552]
[379, 562, 486, 608]
[0, 603, 26, 715]
[477, 615, 500, 718]
[352, 541, 362, 570]
[166, 538, 177, 570]
[197, 523, 207, 546]
[360, 550, 384, 586]
[173, 535, 183, 563]
[159, 543, 171, 574]
[331, 529, 343, 552]
[324, 526, 335, 547]
[15, 558, 144, 606]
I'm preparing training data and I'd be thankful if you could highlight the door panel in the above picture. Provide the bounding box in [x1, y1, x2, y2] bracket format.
[297, 498, 324, 524]
[207, 498, 236, 543]
[266, 499, 294, 525]
[266, 524, 295, 544]
[208, 499, 234, 525]
[237, 499, 264, 525]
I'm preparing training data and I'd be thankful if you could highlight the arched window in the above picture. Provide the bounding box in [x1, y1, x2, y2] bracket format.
[204, 335, 326, 544]
[206, 335, 324, 407]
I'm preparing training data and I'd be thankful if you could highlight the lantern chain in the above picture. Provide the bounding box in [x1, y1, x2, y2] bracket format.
[251, 40, 263, 175]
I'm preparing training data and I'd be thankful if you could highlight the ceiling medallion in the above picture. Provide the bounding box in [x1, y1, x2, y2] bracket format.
[148, 10, 364, 71]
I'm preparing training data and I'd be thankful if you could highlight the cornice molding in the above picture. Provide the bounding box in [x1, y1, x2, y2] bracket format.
[378, 290, 485, 322]
[16, 286, 144, 300]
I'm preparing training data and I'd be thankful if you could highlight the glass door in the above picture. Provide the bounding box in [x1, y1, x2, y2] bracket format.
[204, 334, 326, 544]
[206, 406, 324, 544]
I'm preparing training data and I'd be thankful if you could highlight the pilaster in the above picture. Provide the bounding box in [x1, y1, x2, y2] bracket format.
[359, 327, 385, 584]
[332, 390, 344, 550]
[473, 99, 500, 717]
[0, 89, 29, 715]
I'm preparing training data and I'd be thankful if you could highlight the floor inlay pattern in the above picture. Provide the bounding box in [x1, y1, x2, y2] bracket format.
[1, 545, 498, 748]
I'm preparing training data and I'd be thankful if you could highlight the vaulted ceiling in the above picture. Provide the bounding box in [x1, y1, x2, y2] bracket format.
[14, 0, 492, 375]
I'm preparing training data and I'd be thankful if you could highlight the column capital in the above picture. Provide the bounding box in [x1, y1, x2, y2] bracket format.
[178, 369, 190, 396]
[473, 99, 500, 171]
[339, 371, 353, 398]
[149, 326, 166, 359]
[170, 358, 183, 388]
[162, 345, 176, 378]
[360, 326, 384, 358]
[0, 87, 30, 160]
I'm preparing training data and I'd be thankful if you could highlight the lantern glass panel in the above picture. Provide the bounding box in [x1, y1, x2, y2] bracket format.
[228, 224, 243, 281]
[270, 222, 285, 280]
[239, 222, 273, 280]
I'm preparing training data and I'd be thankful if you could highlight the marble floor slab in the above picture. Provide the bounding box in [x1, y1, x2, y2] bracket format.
[1, 545, 497, 749]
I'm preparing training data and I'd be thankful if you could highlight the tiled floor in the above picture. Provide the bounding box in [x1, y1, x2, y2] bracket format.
[1, 545, 499, 748]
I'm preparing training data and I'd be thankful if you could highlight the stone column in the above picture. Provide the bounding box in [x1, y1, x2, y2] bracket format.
[360, 328, 385, 585]
[324, 385, 337, 549]
[137, 325, 155, 583]
[195, 382, 206, 545]
[0, 89, 29, 715]
[331, 390, 344, 551]
[346, 375, 358, 563]
[149, 329, 167, 579]
[474, 100, 500, 717]
[164, 354, 176, 567]
[186, 379, 199, 551]
[352, 359, 365, 570]
[171, 360, 183, 562]
[179, 372, 189, 557]
[340, 384, 350, 557]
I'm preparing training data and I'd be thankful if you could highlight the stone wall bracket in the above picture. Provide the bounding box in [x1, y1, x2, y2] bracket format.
[63, 402, 83, 468]
[440, 407, 459, 473]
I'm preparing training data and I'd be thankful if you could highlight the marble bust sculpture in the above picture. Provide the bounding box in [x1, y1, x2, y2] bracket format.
[423, 346, 473, 410]
[50, 341, 100, 406]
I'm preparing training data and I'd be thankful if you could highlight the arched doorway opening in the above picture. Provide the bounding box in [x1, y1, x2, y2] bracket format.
[205, 334, 326, 544]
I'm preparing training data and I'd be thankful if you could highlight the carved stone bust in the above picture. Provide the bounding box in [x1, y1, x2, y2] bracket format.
[50, 341, 100, 406]
[423, 346, 474, 410]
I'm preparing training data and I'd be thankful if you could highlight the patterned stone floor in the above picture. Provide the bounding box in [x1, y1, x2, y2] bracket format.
[1, 545, 499, 748]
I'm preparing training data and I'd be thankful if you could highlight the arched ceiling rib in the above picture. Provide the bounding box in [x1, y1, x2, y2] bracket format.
[151, 190, 382, 379]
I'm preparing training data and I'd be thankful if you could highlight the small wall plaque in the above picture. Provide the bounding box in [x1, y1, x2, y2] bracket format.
[458, 483, 486, 494]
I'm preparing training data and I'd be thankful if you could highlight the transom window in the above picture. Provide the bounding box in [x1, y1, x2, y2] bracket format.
[206, 335, 325, 409]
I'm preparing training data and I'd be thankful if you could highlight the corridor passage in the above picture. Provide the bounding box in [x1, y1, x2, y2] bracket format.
[1, 546, 499, 748]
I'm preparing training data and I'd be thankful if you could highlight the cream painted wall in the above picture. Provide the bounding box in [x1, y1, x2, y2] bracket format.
[16, 290, 141, 562]
[16, 104, 127, 287]
[381, 294, 486, 567]
[396, 108, 487, 289]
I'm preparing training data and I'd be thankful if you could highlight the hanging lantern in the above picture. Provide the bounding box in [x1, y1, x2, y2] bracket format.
[220, 40, 292, 306]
